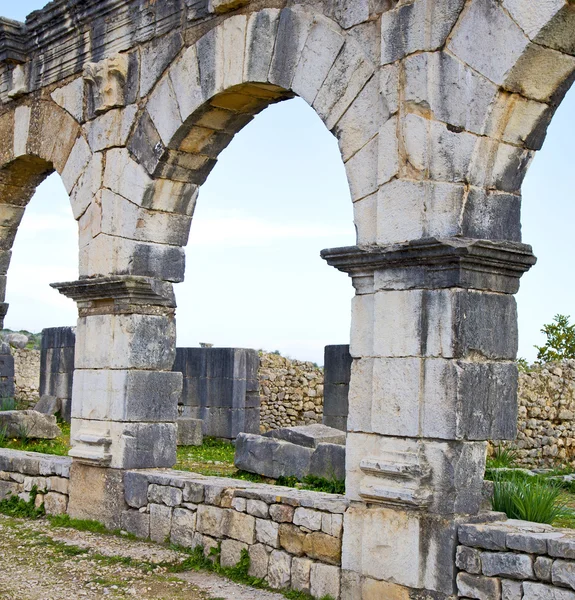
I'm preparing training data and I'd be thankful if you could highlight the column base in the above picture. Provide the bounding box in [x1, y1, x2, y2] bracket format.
[67, 462, 126, 529]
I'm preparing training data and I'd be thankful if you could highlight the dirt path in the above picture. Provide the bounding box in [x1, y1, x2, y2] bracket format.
[0, 515, 283, 600]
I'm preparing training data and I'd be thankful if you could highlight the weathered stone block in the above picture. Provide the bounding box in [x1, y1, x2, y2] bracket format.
[225, 510, 255, 544]
[291, 556, 312, 593]
[177, 418, 203, 446]
[121, 510, 150, 539]
[75, 314, 176, 371]
[196, 504, 227, 537]
[150, 503, 173, 543]
[234, 433, 314, 480]
[0, 411, 61, 440]
[248, 543, 270, 579]
[279, 523, 306, 556]
[523, 582, 575, 599]
[44, 491, 68, 516]
[256, 518, 280, 548]
[267, 549, 292, 590]
[221, 539, 248, 568]
[264, 424, 345, 449]
[148, 484, 182, 507]
[456, 545, 482, 575]
[457, 572, 502, 600]
[481, 551, 534, 579]
[310, 563, 341, 599]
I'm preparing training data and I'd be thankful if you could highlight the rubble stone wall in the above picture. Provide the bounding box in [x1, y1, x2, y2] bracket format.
[259, 353, 324, 433]
[0, 448, 71, 515]
[12, 348, 40, 408]
[122, 469, 347, 599]
[513, 361, 575, 469]
[457, 519, 575, 599]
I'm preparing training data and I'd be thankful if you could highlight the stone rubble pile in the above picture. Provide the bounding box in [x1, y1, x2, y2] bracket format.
[259, 353, 324, 433]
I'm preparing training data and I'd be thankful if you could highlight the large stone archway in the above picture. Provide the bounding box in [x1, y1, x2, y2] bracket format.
[0, 0, 574, 597]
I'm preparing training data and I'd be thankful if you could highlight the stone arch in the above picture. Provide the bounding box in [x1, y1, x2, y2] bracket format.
[0, 99, 84, 325]
[121, 7, 380, 249]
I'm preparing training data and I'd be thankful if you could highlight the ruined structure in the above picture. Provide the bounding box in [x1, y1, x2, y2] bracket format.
[0, 0, 574, 597]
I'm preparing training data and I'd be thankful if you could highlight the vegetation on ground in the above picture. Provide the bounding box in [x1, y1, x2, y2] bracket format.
[0, 419, 70, 456]
[170, 544, 335, 600]
[486, 444, 520, 470]
[487, 468, 575, 526]
[0, 486, 45, 519]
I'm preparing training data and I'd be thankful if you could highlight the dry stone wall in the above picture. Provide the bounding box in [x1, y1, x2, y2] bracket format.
[12, 348, 40, 408]
[512, 361, 575, 469]
[259, 353, 324, 433]
[122, 469, 347, 598]
[0, 448, 71, 516]
[457, 518, 575, 599]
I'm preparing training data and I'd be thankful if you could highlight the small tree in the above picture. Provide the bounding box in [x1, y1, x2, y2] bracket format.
[536, 314, 575, 362]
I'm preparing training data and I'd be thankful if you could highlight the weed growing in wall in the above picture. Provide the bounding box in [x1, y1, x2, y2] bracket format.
[0, 486, 44, 519]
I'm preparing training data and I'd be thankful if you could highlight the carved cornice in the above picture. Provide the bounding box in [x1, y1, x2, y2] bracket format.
[321, 238, 537, 294]
[0, 18, 27, 64]
[51, 276, 176, 316]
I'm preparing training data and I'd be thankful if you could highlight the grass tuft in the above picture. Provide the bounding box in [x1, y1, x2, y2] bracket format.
[487, 444, 519, 469]
[491, 471, 575, 525]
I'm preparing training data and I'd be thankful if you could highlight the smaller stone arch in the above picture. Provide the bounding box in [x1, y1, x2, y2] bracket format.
[0, 99, 85, 325]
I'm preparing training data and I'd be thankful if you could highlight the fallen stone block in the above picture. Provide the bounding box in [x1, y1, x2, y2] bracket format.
[177, 417, 203, 446]
[234, 433, 314, 480]
[34, 395, 61, 416]
[310, 443, 346, 481]
[0, 411, 61, 439]
[264, 424, 346, 448]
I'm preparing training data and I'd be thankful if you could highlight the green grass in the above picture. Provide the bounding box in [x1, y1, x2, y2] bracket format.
[0, 486, 45, 519]
[491, 471, 575, 525]
[0, 420, 71, 456]
[175, 438, 345, 493]
[170, 544, 334, 600]
[0, 397, 17, 411]
[486, 444, 520, 469]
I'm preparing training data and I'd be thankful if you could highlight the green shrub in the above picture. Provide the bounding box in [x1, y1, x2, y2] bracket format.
[0, 486, 44, 519]
[492, 472, 574, 525]
[487, 445, 519, 469]
[536, 314, 575, 362]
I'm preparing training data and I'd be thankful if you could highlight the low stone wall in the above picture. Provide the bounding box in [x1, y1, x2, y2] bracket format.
[0, 448, 71, 515]
[513, 361, 575, 468]
[259, 353, 324, 433]
[457, 518, 575, 598]
[13, 348, 40, 408]
[121, 469, 347, 598]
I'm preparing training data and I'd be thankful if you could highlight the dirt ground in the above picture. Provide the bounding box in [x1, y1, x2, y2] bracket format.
[0, 515, 283, 600]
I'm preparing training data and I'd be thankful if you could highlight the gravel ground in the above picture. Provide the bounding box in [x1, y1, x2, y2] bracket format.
[0, 515, 284, 600]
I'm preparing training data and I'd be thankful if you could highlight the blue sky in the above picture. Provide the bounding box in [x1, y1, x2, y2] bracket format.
[2, 2, 574, 365]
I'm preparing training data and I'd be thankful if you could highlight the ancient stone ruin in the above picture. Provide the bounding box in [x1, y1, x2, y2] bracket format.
[0, 0, 574, 598]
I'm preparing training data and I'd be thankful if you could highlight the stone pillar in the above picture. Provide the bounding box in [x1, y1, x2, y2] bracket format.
[323, 345, 352, 432]
[52, 276, 182, 526]
[40, 327, 76, 422]
[322, 238, 536, 597]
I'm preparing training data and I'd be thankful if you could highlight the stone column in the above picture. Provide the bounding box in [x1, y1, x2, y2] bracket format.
[52, 275, 182, 526]
[322, 237, 536, 597]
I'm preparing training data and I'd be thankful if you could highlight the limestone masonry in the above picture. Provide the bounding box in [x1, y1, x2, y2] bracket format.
[0, 0, 574, 597]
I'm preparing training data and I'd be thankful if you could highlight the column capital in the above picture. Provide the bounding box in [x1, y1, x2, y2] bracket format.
[321, 238, 536, 294]
[51, 276, 176, 316]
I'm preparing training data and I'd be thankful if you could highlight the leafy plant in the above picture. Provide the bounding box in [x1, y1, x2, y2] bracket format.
[16, 423, 30, 445]
[516, 358, 530, 372]
[536, 314, 575, 362]
[0, 397, 16, 411]
[487, 445, 519, 469]
[491, 472, 574, 525]
[0, 485, 44, 519]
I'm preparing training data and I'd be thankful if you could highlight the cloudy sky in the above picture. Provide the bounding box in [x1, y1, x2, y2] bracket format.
[2, 2, 575, 365]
